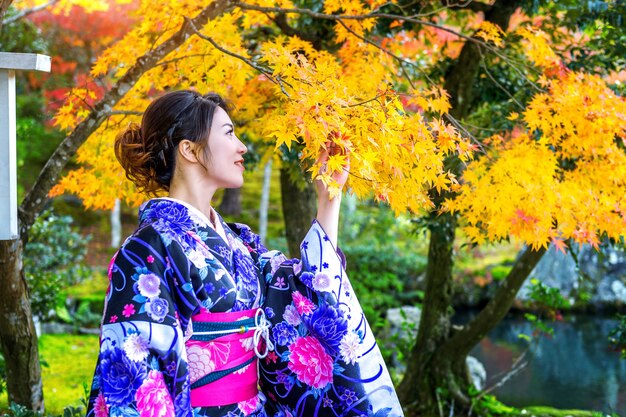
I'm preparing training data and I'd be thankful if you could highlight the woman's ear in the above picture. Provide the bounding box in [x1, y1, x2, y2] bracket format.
[178, 139, 200, 164]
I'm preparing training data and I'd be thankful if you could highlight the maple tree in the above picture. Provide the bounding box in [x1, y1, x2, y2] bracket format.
[394, 1, 626, 414]
[2, 0, 626, 414]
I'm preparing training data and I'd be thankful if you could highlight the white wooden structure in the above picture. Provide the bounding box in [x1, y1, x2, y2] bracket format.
[0, 53, 51, 240]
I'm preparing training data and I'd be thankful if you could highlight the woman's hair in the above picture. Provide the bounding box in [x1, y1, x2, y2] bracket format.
[115, 90, 231, 195]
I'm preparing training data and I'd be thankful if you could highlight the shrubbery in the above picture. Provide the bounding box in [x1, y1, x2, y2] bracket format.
[340, 201, 427, 326]
[24, 209, 91, 320]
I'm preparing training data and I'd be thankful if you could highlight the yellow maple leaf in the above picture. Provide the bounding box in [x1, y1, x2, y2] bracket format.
[475, 21, 505, 47]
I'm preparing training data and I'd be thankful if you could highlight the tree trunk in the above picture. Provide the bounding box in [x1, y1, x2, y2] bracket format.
[218, 188, 242, 216]
[111, 198, 121, 248]
[0, 0, 13, 33]
[397, 214, 466, 414]
[279, 167, 316, 258]
[444, 0, 525, 120]
[258, 160, 273, 242]
[0, 239, 43, 412]
[399, 1, 529, 415]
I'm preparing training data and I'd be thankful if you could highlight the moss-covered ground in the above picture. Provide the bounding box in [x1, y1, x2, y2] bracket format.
[0, 334, 99, 415]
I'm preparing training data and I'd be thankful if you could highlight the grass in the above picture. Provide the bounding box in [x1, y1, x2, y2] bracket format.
[63, 269, 109, 313]
[0, 334, 99, 415]
[520, 406, 608, 417]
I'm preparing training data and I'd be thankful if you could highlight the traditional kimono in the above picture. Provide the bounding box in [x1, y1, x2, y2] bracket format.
[86, 197, 403, 417]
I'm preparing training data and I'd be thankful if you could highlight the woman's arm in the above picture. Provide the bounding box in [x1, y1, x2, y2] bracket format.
[314, 142, 349, 248]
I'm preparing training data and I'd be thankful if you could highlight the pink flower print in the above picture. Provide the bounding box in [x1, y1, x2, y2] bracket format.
[265, 351, 278, 364]
[312, 272, 331, 291]
[292, 291, 316, 315]
[275, 277, 286, 288]
[107, 252, 118, 280]
[122, 304, 135, 318]
[186, 344, 216, 384]
[288, 336, 333, 389]
[94, 391, 109, 417]
[283, 305, 301, 326]
[109, 315, 118, 323]
[135, 370, 175, 417]
[237, 395, 260, 415]
[146, 255, 155, 264]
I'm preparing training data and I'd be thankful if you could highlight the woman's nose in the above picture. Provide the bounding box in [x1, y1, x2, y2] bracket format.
[237, 137, 248, 154]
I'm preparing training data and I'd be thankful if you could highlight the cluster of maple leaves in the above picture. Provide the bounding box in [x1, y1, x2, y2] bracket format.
[13, 0, 626, 251]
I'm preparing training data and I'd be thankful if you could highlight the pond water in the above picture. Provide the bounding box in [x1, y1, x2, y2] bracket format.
[457, 313, 626, 415]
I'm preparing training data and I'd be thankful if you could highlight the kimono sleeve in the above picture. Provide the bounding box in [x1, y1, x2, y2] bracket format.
[86, 227, 202, 417]
[258, 220, 404, 417]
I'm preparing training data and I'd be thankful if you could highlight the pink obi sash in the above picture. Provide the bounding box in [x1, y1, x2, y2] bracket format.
[186, 308, 272, 407]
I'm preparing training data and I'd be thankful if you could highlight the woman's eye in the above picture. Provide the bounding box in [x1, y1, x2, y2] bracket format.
[227, 129, 234, 136]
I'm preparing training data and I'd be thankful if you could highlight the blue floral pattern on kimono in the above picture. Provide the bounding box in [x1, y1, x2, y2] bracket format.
[86, 198, 403, 417]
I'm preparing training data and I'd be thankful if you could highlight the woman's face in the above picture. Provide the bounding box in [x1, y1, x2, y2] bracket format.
[202, 106, 248, 189]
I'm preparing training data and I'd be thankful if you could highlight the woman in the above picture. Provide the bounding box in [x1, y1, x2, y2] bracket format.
[86, 90, 403, 417]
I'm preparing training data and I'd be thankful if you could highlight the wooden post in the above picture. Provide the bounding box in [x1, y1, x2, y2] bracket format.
[0, 53, 50, 240]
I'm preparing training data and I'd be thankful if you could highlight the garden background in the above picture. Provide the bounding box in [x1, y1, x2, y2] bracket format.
[1, 0, 626, 416]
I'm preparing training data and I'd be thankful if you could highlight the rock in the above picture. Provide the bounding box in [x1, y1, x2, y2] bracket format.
[518, 245, 578, 301]
[519, 243, 626, 307]
[612, 280, 626, 303]
[384, 306, 422, 371]
[386, 306, 422, 339]
[597, 279, 626, 304]
[467, 355, 487, 390]
[41, 321, 72, 334]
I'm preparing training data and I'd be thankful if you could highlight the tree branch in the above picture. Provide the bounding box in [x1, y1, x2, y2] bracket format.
[444, 245, 547, 356]
[108, 110, 143, 116]
[237, 2, 542, 96]
[442, 0, 492, 13]
[237, 2, 484, 45]
[235, 2, 541, 142]
[186, 18, 292, 98]
[271, 13, 319, 46]
[18, 0, 238, 237]
[2, 0, 58, 26]
[156, 53, 217, 67]
[0, 0, 13, 31]
[480, 59, 524, 109]
[481, 347, 529, 396]
[335, 19, 420, 86]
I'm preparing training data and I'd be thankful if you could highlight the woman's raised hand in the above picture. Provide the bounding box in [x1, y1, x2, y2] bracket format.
[314, 140, 350, 201]
[314, 140, 350, 247]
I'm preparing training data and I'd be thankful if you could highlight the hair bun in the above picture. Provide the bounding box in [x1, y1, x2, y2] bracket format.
[118, 122, 142, 145]
[115, 122, 162, 195]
